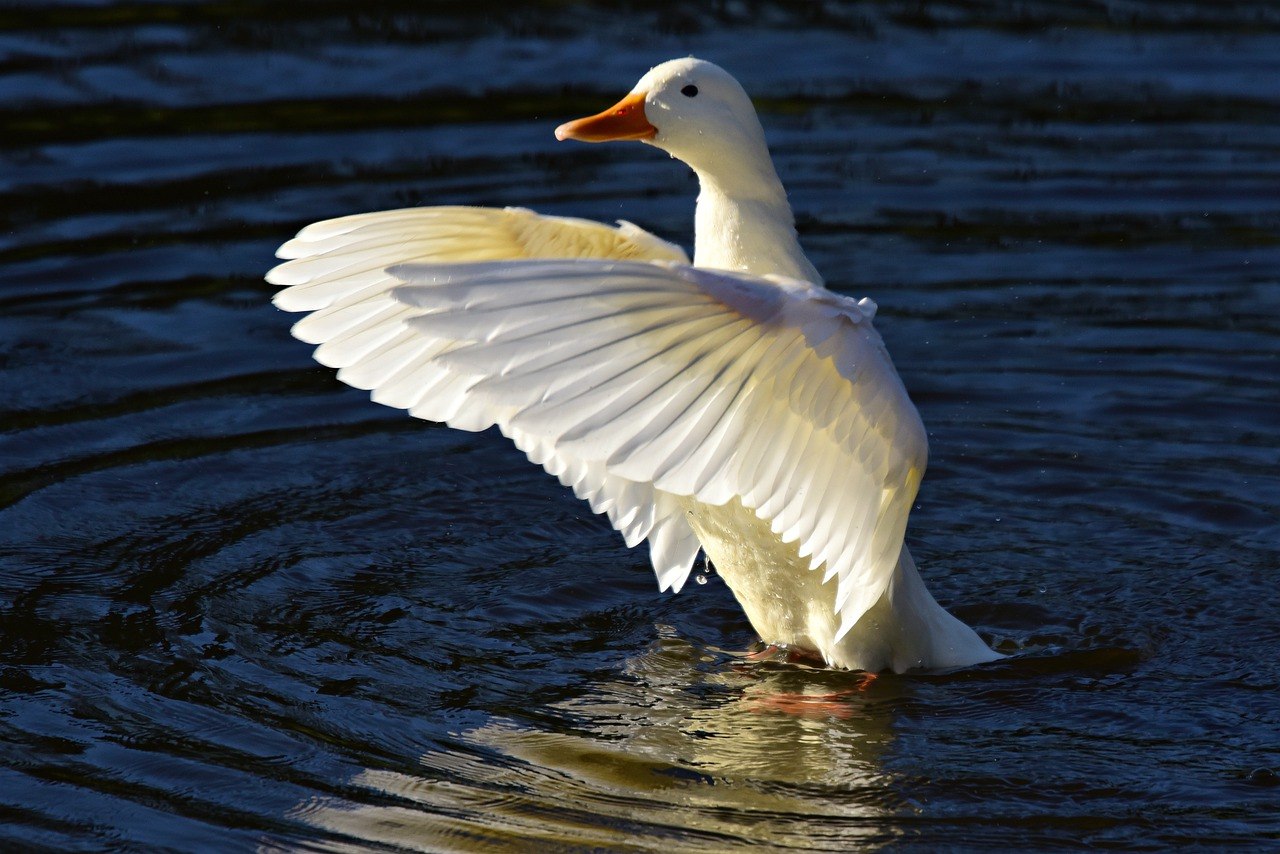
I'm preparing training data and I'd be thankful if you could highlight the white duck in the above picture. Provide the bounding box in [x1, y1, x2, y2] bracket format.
[267, 58, 1002, 673]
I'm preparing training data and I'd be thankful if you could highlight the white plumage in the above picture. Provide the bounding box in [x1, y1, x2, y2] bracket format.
[267, 58, 1001, 672]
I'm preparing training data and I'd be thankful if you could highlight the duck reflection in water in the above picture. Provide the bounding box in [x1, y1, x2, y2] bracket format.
[281, 637, 905, 851]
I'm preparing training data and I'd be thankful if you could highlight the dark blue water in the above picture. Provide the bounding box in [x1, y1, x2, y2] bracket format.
[2, 2, 1279, 850]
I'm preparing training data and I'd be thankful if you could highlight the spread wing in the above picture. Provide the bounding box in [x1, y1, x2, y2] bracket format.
[268, 207, 926, 638]
[270, 205, 687, 314]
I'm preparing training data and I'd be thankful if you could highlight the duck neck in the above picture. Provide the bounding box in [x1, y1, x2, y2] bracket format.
[692, 163, 822, 285]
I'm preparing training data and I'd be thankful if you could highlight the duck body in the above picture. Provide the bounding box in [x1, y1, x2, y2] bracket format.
[690, 497, 997, 671]
[267, 58, 1001, 673]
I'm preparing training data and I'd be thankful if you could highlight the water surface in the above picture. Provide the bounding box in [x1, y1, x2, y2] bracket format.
[2, 2, 1279, 850]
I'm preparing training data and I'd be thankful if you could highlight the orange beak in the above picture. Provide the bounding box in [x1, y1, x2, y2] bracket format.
[555, 91, 657, 143]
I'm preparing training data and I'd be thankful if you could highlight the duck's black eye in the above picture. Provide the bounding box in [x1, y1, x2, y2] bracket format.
[681, 84, 699, 98]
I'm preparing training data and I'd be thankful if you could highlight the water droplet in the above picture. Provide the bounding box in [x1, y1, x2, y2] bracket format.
[1246, 768, 1279, 787]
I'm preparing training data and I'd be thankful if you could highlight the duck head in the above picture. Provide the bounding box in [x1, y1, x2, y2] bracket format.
[555, 57, 777, 194]
[556, 57, 817, 282]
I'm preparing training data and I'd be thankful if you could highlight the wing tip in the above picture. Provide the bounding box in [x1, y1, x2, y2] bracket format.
[265, 259, 305, 287]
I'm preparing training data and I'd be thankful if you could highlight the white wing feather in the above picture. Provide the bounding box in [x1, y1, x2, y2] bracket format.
[268, 206, 926, 636]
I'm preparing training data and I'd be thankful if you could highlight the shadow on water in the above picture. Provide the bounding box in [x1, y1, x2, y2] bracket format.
[2, 0, 1280, 850]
